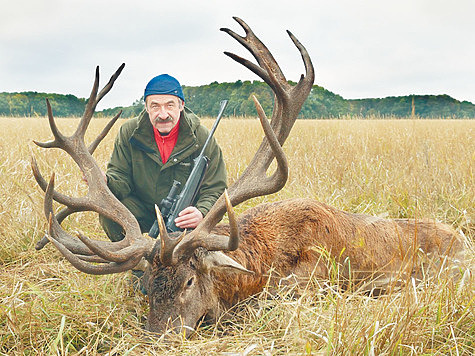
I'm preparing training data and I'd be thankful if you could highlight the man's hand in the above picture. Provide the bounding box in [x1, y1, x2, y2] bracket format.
[174, 206, 203, 229]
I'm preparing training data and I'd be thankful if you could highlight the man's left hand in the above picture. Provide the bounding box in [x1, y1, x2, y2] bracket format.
[174, 206, 203, 229]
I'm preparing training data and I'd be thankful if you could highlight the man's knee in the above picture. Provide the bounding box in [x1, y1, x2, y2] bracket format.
[98, 195, 154, 242]
[99, 214, 125, 242]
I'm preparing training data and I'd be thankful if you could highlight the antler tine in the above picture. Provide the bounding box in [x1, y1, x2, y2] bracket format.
[155, 205, 187, 266]
[88, 110, 122, 153]
[75, 230, 154, 263]
[165, 190, 239, 266]
[42, 173, 94, 255]
[76, 66, 100, 139]
[32, 155, 76, 205]
[35, 152, 128, 239]
[287, 30, 315, 88]
[222, 17, 314, 146]
[223, 52, 268, 84]
[223, 190, 239, 251]
[230, 17, 287, 86]
[32, 151, 87, 250]
[194, 95, 288, 233]
[33, 158, 86, 251]
[33, 99, 65, 149]
[220, 17, 289, 97]
[96, 63, 126, 104]
[226, 96, 289, 203]
[266, 32, 314, 147]
[35, 206, 78, 250]
[250, 95, 288, 190]
[75, 63, 124, 140]
[45, 215, 143, 275]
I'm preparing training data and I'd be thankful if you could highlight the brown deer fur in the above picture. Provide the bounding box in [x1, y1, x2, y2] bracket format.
[212, 199, 465, 300]
[143, 198, 466, 333]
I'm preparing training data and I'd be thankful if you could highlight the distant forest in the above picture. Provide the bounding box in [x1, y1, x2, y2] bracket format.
[2, 80, 475, 118]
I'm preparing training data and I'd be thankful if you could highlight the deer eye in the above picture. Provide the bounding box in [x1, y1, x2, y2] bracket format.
[186, 277, 194, 288]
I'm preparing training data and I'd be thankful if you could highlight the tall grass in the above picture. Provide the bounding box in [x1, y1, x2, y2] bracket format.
[0, 117, 473, 355]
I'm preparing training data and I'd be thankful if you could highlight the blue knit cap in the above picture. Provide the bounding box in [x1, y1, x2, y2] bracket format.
[144, 74, 185, 102]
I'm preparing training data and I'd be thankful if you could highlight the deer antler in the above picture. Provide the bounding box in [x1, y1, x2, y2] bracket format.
[33, 18, 315, 273]
[32, 64, 155, 274]
[32, 109, 122, 250]
[159, 17, 315, 265]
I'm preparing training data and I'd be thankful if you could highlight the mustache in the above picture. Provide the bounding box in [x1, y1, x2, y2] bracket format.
[153, 115, 174, 125]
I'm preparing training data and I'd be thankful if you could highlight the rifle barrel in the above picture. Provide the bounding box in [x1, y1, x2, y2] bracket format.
[199, 100, 228, 157]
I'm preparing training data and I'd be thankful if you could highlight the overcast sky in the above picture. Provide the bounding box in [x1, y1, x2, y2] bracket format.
[1, 0, 474, 110]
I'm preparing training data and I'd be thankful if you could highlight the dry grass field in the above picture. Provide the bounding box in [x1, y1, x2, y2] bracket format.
[1, 116, 474, 355]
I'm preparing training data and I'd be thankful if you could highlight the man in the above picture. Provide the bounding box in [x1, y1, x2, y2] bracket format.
[100, 74, 227, 242]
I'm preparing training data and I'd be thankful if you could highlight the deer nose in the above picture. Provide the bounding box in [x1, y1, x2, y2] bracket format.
[146, 318, 196, 339]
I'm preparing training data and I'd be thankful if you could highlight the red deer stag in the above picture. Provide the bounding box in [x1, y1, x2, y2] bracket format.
[32, 17, 466, 336]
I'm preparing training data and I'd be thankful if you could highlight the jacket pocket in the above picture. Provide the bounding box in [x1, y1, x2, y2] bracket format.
[172, 157, 194, 186]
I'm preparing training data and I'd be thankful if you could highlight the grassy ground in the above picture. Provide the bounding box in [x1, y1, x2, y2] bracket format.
[0, 116, 474, 355]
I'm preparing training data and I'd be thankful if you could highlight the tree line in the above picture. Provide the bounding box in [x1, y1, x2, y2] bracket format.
[2, 81, 475, 118]
[0, 92, 86, 117]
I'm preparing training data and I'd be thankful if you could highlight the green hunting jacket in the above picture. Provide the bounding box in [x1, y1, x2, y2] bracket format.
[105, 107, 227, 218]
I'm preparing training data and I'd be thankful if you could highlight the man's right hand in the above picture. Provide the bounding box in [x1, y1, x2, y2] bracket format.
[174, 206, 203, 229]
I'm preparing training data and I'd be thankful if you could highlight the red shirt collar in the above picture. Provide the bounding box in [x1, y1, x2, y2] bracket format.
[153, 119, 180, 163]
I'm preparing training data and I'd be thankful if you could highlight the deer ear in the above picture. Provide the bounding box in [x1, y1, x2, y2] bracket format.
[201, 251, 254, 275]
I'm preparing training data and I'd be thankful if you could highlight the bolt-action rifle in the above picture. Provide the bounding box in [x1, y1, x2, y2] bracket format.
[148, 100, 228, 237]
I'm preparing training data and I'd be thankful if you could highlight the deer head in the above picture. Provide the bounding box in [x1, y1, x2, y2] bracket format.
[32, 17, 314, 335]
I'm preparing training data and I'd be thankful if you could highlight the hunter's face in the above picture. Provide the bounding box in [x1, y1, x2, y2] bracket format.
[146, 94, 183, 134]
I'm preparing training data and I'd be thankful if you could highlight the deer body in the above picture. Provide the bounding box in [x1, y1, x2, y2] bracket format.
[144, 198, 465, 332]
[222, 198, 463, 284]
